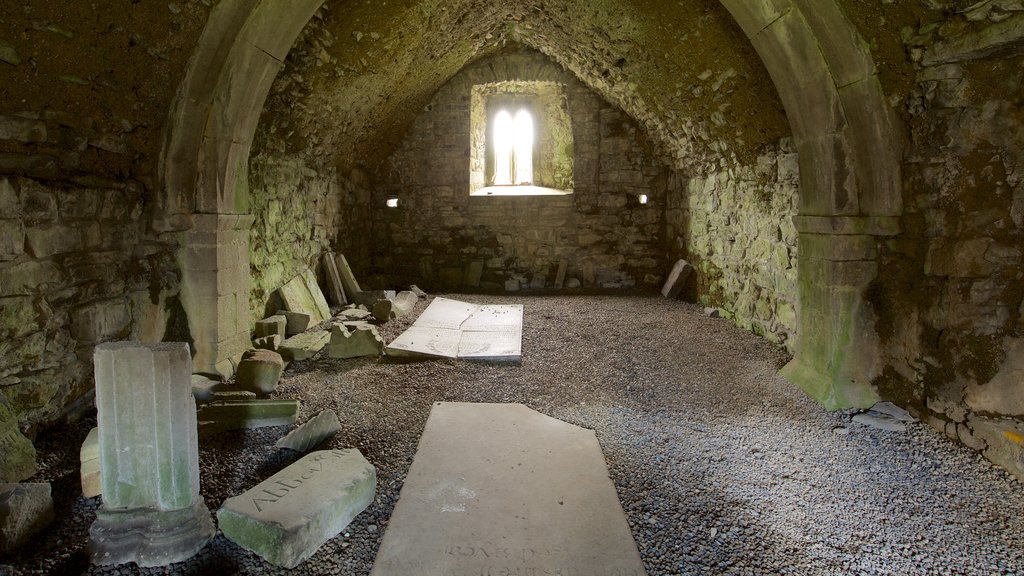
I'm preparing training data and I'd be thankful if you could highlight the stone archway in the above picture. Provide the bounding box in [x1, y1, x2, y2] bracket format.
[158, 0, 902, 406]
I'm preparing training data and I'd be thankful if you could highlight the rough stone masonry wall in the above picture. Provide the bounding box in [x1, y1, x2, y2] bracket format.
[374, 50, 667, 291]
[666, 140, 800, 351]
[878, 9, 1024, 478]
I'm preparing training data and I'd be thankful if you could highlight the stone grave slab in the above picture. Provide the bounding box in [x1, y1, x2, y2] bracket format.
[370, 403, 646, 576]
[218, 449, 375, 569]
[322, 252, 347, 306]
[275, 410, 342, 453]
[385, 299, 523, 362]
[661, 259, 694, 299]
[279, 269, 330, 324]
[334, 253, 362, 297]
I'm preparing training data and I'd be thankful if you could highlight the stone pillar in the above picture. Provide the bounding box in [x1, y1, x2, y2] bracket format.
[780, 216, 899, 410]
[89, 342, 214, 567]
[179, 213, 254, 378]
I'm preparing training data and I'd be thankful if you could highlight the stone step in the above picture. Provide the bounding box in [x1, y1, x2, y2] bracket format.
[218, 449, 375, 568]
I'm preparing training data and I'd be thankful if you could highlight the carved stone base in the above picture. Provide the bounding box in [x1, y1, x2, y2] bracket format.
[89, 500, 214, 567]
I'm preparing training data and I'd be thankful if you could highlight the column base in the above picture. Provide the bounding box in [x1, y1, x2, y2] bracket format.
[780, 355, 880, 411]
[89, 499, 214, 567]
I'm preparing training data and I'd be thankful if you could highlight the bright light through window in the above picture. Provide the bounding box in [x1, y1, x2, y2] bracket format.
[638, 194, 649, 205]
[493, 109, 534, 185]
[386, 198, 399, 208]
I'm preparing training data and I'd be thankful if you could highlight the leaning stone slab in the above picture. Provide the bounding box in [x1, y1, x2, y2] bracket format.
[870, 401, 915, 423]
[661, 259, 694, 299]
[196, 399, 300, 430]
[335, 253, 362, 298]
[280, 331, 330, 361]
[0, 483, 53, 554]
[278, 269, 330, 325]
[80, 427, 100, 498]
[329, 325, 384, 359]
[275, 410, 342, 453]
[235, 349, 284, 395]
[322, 252, 347, 306]
[89, 342, 214, 567]
[218, 449, 376, 569]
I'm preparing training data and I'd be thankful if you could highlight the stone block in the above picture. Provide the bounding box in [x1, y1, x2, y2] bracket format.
[89, 342, 214, 567]
[80, 428, 100, 498]
[275, 410, 342, 453]
[322, 252, 347, 306]
[0, 483, 53, 554]
[661, 259, 694, 299]
[235, 349, 284, 395]
[334, 253, 362, 297]
[197, 399, 300, 430]
[372, 299, 393, 322]
[280, 331, 330, 361]
[391, 291, 418, 317]
[0, 403, 37, 483]
[351, 290, 393, 308]
[217, 450, 375, 568]
[329, 325, 384, 359]
[283, 311, 311, 337]
[254, 315, 286, 340]
[253, 334, 281, 351]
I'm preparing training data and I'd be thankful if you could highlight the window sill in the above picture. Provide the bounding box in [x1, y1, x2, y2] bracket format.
[471, 185, 572, 197]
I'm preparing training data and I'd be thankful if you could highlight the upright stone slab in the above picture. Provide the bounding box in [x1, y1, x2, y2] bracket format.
[322, 252, 347, 306]
[89, 342, 214, 567]
[334, 253, 362, 298]
[80, 427, 101, 498]
[555, 260, 568, 289]
[661, 259, 694, 299]
[218, 450, 376, 568]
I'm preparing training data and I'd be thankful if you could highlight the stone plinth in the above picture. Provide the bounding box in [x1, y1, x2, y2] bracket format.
[218, 449, 375, 568]
[89, 342, 214, 567]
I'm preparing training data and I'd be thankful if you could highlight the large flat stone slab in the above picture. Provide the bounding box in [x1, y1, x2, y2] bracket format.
[218, 449, 375, 569]
[370, 403, 646, 576]
[386, 298, 522, 362]
[278, 269, 331, 325]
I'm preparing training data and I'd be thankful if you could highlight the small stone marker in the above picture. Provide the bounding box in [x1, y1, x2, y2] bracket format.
[275, 410, 342, 453]
[283, 311, 311, 337]
[80, 428, 100, 498]
[555, 260, 568, 289]
[530, 273, 547, 289]
[335, 253, 362, 298]
[254, 315, 287, 340]
[217, 450, 376, 569]
[329, 324, 385, 359]
[322, 252, 348, 306]
[0, 483, 54, 553]
[280, 331, 330, 361]
[235, 349, 285, 395]
[89, 342, 214, 567]
[661, 259, 694, 299]
[566, 277, 582, 289]
[197, 399, 300, 430]
[504, 278, 520, 292]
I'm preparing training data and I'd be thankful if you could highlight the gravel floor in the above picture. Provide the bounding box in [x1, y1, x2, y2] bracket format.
[4, 294, 1023, 576]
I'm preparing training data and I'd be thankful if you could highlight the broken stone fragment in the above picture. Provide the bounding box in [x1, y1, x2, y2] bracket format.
[852, 412, 907, 432]
[504, 278, 520, 292]
[212, 390, 258, 401]
[191, 374, 221, 403]
[254, 315, 287, 340]
[704, 307, 721, 318]
[337, 307, 372, 321]
[661, 259, 694, 299]
[0, 483, 54, 554]
[253, 334, 281, 351]
[280, 331, 330, 361]
[196, 399, 300, 431]
[530, 274, 547, 289]
[275, 410, 342, 453]
[283, 311, 311, 337]
[391, 291, 418, 317]
[372, 299, 393, 322]
[235, 349, 285, 396]
[329, 324, 384, 359]
[0, 42, 20, 66]
[217, 449, 375, 568]
[352, 289, 394, 308]
[409, 285, 427, 299]
[80, 428, 100, 498]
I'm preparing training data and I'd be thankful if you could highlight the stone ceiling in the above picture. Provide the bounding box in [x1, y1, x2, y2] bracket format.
[253, 0, 795, 178]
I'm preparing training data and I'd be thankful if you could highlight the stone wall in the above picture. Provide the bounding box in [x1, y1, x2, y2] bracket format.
[666, 140, 800, 350]
[248, 154, 372, 319]
[874, 11, 1024, 478]
[373, 49, 668, 291]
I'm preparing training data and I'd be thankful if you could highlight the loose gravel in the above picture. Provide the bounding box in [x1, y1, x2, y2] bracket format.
[4, 294, 1023, 576]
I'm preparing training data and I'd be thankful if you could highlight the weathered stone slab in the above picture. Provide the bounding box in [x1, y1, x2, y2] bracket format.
[280, 331, 330, 361]
[464, 261, 483, 287]
[80, 427, 101, 498]
[0, 483, 53, 554]
[554, 260, 568, 289]
[89, 342, 214, 567]
[853, 412, 906, 432]
[283, 311, 311, 337]
[218, 450, 375, 568]
[334, 253, 362, 297]
[338, 307, 372, 321]
[386, 326, 462, 359]
[254, 315, 286, 340]
[370, 404, 646, 576]
[235, 349, 284, 395]
[196, 399, 300, 430]
[372, 299, 394, 322]
[212, 390, 257, 401]
[386, 299, 523, 362]
[275, 410, 342, 452]
[322, 252, 347, 306]
[661, 259, 694, 299]
[278, 269, 330, 325]
[0, 403, 37, 483]
[329, 325, 384, 359]
[870, 401, 915, 423]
